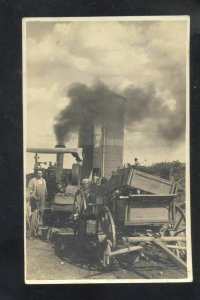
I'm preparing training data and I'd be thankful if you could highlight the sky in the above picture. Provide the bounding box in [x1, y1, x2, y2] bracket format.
[24, 18, 189, 173]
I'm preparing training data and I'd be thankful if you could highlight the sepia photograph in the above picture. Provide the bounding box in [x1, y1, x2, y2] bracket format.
[23, 16, 192, 283]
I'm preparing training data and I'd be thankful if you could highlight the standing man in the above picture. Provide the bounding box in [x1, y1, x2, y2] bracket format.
[28, 169, 48, 222]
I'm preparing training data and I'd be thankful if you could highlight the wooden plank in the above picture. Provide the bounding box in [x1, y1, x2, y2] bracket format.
[109, 245, 143, 256]
[166, 245, 186, 250]
[52, 227, 74, 236]
[128, 205, 169, 222]
[124, 220, 174, 225]
[129, 199, 168, 223]
[53, 204, 74, 212]
[124, 236, 186, 242]
[115, 199, 126, 223]
[130, 169, 174, 194]
[54, 195, 74, 205]
[126, 195, 176, 224]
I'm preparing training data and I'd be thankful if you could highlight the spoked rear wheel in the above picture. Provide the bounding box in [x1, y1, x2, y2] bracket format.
[96, 206, 116, 268]
[73, 190, 87, 244]
[77, 216, 87, 246]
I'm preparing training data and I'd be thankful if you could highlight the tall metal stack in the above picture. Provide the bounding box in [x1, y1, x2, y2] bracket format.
[78, 92, 126, 180]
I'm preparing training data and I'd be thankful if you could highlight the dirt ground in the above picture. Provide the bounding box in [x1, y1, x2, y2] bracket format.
[25, 230, 187, 282]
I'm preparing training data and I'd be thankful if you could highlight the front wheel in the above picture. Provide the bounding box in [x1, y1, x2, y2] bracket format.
[73, 190, 87, 237]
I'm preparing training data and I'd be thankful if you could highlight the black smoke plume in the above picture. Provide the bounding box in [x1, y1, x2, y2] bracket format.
[54, 81, 121, 144]
[54, 81, 185, 145]
[124, 83, 185, 143]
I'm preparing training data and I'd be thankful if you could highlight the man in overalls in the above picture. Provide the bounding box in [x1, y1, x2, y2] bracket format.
[28, 169, 48, 225]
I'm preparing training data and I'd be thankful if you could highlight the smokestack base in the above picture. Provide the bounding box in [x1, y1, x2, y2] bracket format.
[55, 145, 65, 181]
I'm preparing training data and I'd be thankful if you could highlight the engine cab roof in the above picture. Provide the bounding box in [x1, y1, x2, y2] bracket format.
[26, 147, 83, 162]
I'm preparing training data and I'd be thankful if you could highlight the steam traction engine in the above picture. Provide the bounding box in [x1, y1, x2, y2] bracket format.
[26, 146, 82, 238]
[74, 166, 186, 271]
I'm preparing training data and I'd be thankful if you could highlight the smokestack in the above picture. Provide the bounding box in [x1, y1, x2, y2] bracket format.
[98, 94, 125, 178]
[55, 144, 65, 180]
[54, 82, 126, 179]
[78, 92, 126, 179]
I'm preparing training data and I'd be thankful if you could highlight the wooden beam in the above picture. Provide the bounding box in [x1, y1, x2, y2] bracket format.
[124, 236, 186, 243]
[109, 245, 143, 257]
[166, 245, 186, 250]
[174, 228, 185, 235]
[152, 240, 187, 270]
